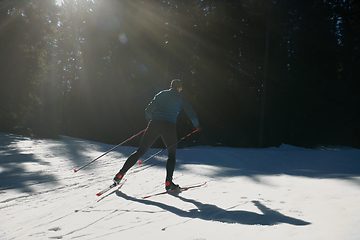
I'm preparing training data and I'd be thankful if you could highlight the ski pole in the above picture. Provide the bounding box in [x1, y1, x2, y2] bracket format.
[74, 128, 146, 172]
[138, 129, 199, 165]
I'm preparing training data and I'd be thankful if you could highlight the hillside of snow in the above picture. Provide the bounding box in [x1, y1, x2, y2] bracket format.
[1, 132, 360, 239]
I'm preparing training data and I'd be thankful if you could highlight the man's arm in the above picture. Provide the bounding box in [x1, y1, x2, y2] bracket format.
[182, 97, 200, 128]
[145, 95, 157, 122]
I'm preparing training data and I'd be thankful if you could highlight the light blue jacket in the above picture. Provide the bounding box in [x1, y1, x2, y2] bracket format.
[145, 89, 200, 128]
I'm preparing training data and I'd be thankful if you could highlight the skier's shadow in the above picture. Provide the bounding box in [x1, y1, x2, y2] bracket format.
[116, 191, 310, 226]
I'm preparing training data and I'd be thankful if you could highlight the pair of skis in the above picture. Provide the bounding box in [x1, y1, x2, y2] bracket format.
[96, 180, 207, 199]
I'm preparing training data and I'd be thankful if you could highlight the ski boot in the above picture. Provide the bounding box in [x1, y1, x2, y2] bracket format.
[113, 173, 123, 185]
[165, 181, 180, 191]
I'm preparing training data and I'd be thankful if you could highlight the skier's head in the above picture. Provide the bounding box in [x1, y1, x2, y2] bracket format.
[170, 79, 182, 92]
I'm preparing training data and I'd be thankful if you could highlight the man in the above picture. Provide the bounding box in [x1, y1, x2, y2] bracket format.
[113, 79, 200, 191]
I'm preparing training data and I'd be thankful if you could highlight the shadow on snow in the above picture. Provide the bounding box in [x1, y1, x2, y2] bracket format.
[0, 134, 57, 193]
[1, 132, 360, 193]
[175, 145, 360, 184]
[117, 191, 310, 226]
[0, 133, 130, 193]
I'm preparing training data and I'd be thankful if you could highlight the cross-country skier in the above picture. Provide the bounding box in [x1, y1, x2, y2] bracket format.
[113, 79, 200, 191]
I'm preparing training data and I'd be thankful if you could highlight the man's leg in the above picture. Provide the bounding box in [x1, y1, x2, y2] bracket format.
[160, 122, 177, 183]
[116, 121, 160, 178]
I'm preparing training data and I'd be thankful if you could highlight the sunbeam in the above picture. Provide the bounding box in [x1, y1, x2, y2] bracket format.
[55, 0, 64, 6]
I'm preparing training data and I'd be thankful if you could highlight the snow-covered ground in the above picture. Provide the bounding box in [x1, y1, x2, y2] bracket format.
[1, 132, 360, 240]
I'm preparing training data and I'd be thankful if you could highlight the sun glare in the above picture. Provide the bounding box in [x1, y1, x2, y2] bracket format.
[56, 0, 64, 6]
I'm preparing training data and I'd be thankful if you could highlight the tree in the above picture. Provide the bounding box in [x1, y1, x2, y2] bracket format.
[0, 0, 57, 136]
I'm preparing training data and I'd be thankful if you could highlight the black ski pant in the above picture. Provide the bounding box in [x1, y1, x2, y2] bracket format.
[118, 120, 177, 182]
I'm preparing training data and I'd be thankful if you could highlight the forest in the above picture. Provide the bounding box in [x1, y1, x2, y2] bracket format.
[0, 0, 359, 148]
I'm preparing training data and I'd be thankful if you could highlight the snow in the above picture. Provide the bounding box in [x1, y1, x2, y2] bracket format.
[1, 132, 360, 240]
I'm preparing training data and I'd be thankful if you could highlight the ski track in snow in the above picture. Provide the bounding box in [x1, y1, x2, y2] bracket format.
[1, 133, 360, 239]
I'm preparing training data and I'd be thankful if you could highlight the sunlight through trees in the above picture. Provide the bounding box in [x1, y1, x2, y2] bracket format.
[0, 0, 359, 148]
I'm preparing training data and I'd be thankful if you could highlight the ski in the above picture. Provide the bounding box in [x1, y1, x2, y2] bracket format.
[142, 182, 207, 199]
[96, 179, 127, 197]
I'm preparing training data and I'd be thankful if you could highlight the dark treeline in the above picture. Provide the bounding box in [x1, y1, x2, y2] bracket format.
[0, 0, 359, 148]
